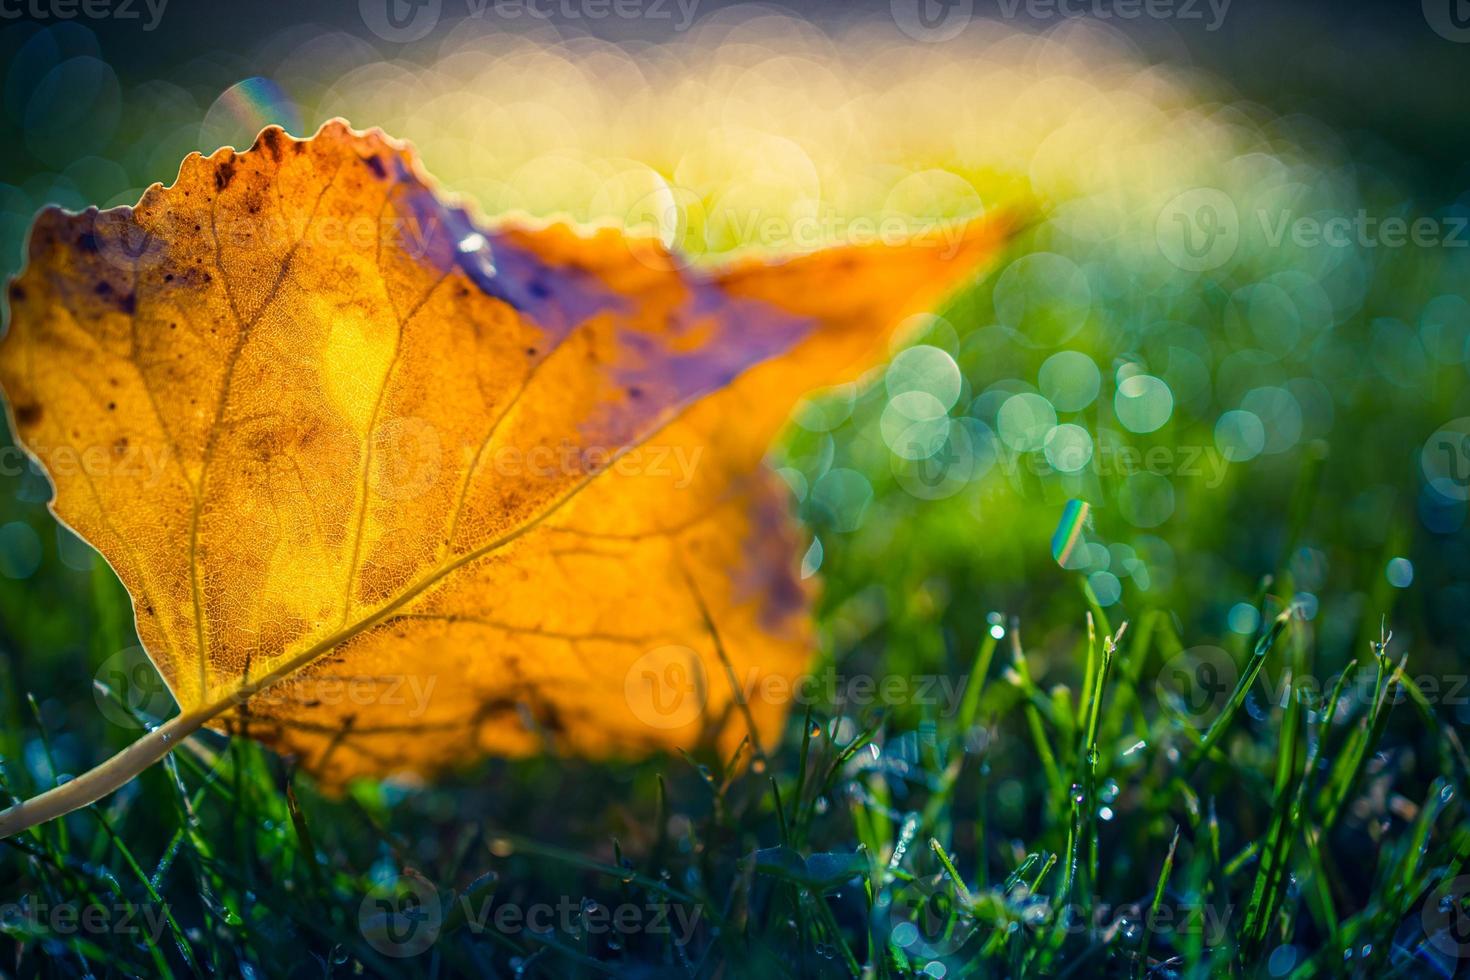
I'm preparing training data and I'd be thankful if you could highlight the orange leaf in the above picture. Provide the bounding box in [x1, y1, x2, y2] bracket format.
[0, 120, 1011, 796]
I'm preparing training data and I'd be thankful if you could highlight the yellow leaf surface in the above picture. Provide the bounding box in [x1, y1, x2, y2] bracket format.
[0, 120, 1010, 787]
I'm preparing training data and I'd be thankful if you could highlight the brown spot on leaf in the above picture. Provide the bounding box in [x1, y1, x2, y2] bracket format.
[259, 127, 284, 161]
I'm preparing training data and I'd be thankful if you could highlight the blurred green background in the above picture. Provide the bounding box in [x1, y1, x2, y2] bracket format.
[1, 1, 1468, 976]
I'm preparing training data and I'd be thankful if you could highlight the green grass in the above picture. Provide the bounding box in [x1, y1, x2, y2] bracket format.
[1, 534, 1467, 976]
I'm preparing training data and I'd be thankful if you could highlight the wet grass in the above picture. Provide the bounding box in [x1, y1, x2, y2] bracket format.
[2, 553, 1467, 977]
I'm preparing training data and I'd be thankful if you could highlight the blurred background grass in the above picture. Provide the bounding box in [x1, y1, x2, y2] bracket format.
[1, 1, 1468, 976]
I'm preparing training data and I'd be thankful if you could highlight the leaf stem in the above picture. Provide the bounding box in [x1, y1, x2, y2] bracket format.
[0, 531, 496, 838]
[0, 705, 211, 838]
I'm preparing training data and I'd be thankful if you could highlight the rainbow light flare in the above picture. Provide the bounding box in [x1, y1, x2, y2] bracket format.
[1051, 499, 1091, 568]
[202, 76, 303, 148]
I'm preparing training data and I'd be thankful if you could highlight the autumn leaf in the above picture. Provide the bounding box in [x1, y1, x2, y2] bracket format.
[0, 120, 1011, 835]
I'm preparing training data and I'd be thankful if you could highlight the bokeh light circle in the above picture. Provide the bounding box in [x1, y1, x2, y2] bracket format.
[886, 345, 962, 411]
[1114, 374, 1174, 434]
[1118, 472, 1175, 527]
[993, 253, 1092, 348]
[1038, 350, 1101, 412]
[1044, 423, 1093, 473]
[997, 393, 1058, 452]
[1215, 410, 1265, 463]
